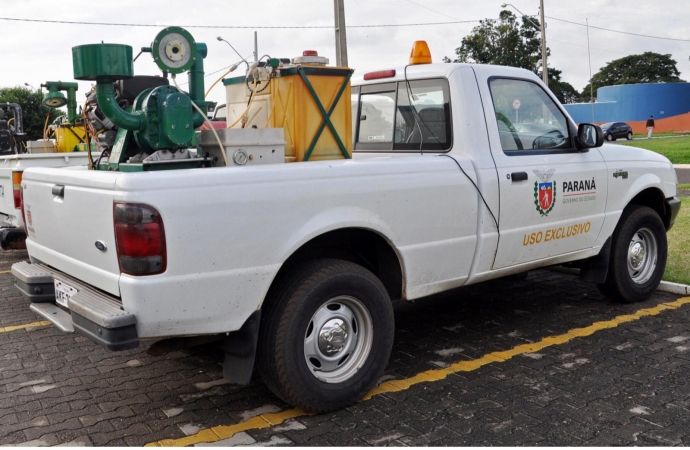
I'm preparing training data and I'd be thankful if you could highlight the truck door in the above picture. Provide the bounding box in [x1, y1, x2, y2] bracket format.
[482, 77, 608, 269]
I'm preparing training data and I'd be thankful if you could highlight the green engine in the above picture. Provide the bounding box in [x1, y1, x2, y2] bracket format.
[131, 86, 195, 151]
[72, 27, 211, 170]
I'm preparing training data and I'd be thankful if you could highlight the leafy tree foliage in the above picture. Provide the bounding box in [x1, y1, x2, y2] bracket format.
[443, 10, 578, 104]
[544, 68, 580, 104]
[581, 52, 684, 100]
[443, 10, 547, 73]
[0, 86, 64, 141]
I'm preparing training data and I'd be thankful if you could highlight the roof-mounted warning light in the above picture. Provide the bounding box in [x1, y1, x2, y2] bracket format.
[292, 50, 329, 65]
[409, 41, 432, 65]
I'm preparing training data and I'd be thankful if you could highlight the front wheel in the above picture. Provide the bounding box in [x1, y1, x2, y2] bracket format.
[606, 133, 613, 141]
[257, 259, 394, 413]
[597, 205, 667, 303]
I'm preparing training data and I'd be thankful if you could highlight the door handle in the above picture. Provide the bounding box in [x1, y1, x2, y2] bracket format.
[510, 172, 528, 182]
[52, 185, 65, 197]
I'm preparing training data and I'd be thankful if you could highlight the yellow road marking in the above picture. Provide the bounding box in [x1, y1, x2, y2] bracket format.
[0, 320, 51, 333]
[147, 295, 690, 447]
[0, 270, 12, 274]
[148, 409, 307, 447]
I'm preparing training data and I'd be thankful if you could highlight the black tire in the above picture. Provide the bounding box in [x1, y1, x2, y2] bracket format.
[257, 259, 394, 413]
[597, 205, 667, 303]
[626, 132, 633, 140]
[606, 133, 613, 141]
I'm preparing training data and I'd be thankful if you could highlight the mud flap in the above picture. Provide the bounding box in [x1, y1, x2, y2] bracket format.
[580, 238, 611, 284]
[223, 310, 261, 385]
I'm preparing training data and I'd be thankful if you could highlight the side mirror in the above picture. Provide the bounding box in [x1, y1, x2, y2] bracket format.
[576, 123, 603, 150]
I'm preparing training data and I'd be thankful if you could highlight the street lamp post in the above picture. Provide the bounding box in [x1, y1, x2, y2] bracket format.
[501, 2, 548, 87]
[24, 83, 36, 91]
[539, 0, 548, 86]
[333, 0, 348, 67]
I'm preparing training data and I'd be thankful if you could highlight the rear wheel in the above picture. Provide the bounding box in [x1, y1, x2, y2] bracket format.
[597, 205, 667, 303]
[257, 259, 394, 413]
[626, 132, 633, 140]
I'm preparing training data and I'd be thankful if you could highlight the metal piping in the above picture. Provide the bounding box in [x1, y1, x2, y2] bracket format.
[1, 103, 24, 136]
[95, 81, 144, 131]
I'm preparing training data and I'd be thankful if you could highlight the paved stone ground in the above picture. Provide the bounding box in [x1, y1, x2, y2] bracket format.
[1, 249, 689, 446]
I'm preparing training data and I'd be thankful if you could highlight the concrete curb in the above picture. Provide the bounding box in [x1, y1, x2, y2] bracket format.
[658, 281, 690, 295]
[547, 267, 690, 296]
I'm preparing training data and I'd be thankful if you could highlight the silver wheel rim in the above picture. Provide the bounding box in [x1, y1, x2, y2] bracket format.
[627, 227, 658, 284]
[303, 296, 373, 384]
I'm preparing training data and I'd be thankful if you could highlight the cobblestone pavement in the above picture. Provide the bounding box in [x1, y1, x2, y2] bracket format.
[1, 249, 690, 446]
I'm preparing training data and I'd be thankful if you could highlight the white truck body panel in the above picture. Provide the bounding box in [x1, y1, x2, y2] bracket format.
[24, 156, 480, 336]
[17, 63, 678, 339]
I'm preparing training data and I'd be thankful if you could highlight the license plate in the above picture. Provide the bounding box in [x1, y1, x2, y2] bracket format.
[54, 280, 77, 308]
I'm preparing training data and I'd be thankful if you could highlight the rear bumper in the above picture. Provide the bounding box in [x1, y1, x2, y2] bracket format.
[11, 261, 138, 350]
[666, 197, 681, 231]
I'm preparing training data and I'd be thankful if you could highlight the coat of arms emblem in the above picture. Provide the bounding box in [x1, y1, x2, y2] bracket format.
[533, 169, 556, 216]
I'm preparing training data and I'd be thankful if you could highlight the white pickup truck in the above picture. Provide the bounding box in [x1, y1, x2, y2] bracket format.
[12, 63, 680, 413]
[0, 152, 97, 249]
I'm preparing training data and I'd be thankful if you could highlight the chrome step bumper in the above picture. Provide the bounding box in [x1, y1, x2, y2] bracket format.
[12, 261, 138, 350]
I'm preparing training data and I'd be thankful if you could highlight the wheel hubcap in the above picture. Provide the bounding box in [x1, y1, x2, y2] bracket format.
[627, 227, 658, 284]
[304, 296, 373, 384]
[318, 318, 349, 355]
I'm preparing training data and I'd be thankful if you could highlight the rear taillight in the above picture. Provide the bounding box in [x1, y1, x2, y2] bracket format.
[114, 202, 166, 276]
[12, 172, 22, 209]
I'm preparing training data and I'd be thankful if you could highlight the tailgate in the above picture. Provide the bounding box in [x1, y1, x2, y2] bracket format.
[22, 167, 122, 296]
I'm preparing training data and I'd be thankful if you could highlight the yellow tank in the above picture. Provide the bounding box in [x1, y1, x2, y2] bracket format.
[54, 124, 88, 152]
[224, 63, 352, 162]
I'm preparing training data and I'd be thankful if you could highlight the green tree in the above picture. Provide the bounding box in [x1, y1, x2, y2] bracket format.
[544, 68, 580, 104]
[581, 52, 684, 100]
[0, 86, 64, 141]
[443, 10, 546, 73]
[443, 10, 578, 104]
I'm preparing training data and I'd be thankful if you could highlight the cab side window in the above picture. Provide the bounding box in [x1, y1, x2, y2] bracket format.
[357, 90, 396, 146]
[353, 79, 451, 152]
[488, 78, 571, 153]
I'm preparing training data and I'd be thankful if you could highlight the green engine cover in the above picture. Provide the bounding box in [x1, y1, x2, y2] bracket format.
[133, 85, 194, 151]
[73, 44, 134, 80]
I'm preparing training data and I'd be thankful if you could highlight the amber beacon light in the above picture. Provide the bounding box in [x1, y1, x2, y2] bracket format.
[409, 41, 432, 65]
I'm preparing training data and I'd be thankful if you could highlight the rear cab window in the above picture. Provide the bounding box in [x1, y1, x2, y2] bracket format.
[488, 78, 572, 154]
[353, 78, 452, 152]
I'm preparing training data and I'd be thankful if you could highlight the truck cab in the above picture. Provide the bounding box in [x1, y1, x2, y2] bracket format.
[350, 61, 678, 281]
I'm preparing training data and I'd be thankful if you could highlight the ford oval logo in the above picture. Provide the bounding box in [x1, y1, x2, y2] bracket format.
[95, 241, 107, 252]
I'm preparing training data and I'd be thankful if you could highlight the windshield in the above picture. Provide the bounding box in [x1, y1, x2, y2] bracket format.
[601, 122, 614, 130]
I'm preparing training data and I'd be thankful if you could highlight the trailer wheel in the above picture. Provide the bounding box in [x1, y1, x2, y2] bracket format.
[257, 259, 394, 413]
[597, 205, 667, 303]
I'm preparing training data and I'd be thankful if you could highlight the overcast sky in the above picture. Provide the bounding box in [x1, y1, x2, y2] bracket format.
[4, 0, 690, 107]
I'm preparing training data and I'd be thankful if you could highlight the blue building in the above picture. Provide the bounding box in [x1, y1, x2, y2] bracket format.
[563, 82, 690, 133]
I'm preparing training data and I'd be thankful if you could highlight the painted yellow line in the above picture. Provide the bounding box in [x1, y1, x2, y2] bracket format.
[146, 296, 690, 447]
[0, 320, 51, 333]
[148, 409, 307, 447]
[0, 270, 12, 274]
